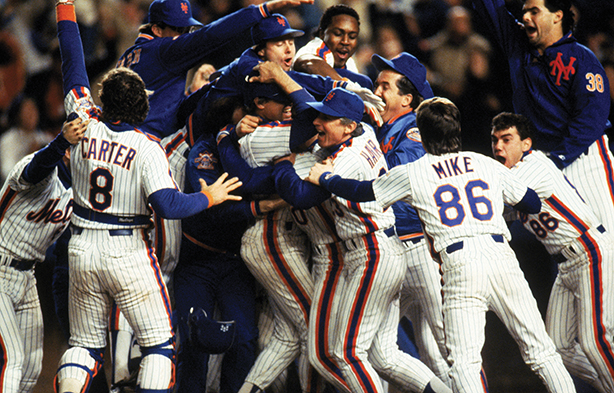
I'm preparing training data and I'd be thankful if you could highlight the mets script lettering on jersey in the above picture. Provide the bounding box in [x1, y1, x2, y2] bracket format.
[80, 137, 137, 170]
[432, 156, 474, 179]
[117, 48, 142, 68]
[550, 52, 576, 86]
[26, 198, 73, 224]
[360, 140, 384, 168]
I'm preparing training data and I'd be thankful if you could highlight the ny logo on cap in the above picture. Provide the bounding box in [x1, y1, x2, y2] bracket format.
[276, 16, 287, 26]
[181, 1, 189, 14]
[325, 91, 335, 102]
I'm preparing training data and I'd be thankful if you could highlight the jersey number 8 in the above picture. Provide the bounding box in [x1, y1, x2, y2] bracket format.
[89, 167, 114, 211]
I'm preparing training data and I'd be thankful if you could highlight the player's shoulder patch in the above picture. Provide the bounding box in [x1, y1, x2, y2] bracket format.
[406, 127, 421, 142]
[194, 150, 218, 170]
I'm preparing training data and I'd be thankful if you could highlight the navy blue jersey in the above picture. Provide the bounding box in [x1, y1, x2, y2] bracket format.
[377, 110, 425, 236]
[472, 0, 611, 168]
[117, 4, 271, 139]
[183, 134, 259, 254]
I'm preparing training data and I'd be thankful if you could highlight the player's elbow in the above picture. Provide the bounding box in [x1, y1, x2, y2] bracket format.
[513, 188, 541, 214]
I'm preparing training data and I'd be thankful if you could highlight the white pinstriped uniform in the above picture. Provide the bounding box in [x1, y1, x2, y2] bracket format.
[321, 125, 437, 393]
[559, 135, 614, 234]
[237, 120, 316, 392]
[292, 36, 359, 73]
[0, 155, 72, 393]
[372, 151, 575, 393]
[56, 86, 177, 391]
[511, 150, 614, 393]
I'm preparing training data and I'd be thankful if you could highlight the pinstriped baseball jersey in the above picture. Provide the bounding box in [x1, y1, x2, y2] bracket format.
[290, 148, 341, 246]
[0, 155, 72, 261]
[324, 124, 395, 241]
[239, 119, 292, 168]
[293, 37, 359, 73]
[373, 151, 529, 252]
[65, 88, 177, 230]
[511, 150, 603, 254]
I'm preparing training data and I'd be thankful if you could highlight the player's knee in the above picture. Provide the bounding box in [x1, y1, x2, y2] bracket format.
[56, 347, 104, 392]
[138, 339, 176, 392]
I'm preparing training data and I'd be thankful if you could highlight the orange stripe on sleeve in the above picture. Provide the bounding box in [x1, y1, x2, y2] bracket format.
[56, 3, 76, 22]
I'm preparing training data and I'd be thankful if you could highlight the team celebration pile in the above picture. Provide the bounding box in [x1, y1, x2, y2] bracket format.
[1, 0, 614, 392]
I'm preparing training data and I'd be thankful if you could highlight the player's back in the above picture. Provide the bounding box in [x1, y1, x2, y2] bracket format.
[70, 120, 176, 230]
[380, 151, 527, 252]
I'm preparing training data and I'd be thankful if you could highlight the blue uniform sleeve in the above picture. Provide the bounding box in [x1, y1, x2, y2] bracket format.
[336, 68, 373, 90]
[216, 135, 276, 195]
[148, 188, 212, 219]
[287, 71, 348, 98]
[21, 132, 72, 184]
[319, 173, 376, 202]
[56, 3, 90, 95]
[471, 0, 525, 56]
[156, 4, 271, 72]
[385, 140, 426, 168]
[272, 160, 330, 209]
[512, 188, 541, 214]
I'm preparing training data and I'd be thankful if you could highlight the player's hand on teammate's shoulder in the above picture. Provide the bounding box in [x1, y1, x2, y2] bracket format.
[236, 115, 261, 138]
[258, 197, 290, 215]
[307, 158, 334, 186]
[62, 116, 89, 145]
[265, 0, 314, 13]
[199, 172, 243, 207]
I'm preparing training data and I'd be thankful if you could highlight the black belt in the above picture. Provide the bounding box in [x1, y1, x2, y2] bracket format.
[9, 259, 36, 271]
[73, 203, 150, 226]
[446, 234, 504, 254]
[552, 225, 606, 263]
[72, 226, 133, 237]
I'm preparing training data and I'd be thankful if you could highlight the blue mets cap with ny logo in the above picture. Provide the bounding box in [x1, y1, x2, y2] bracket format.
[148, 0, 203, 28]
[372, 52, 434, 100]
[306, 88, 364, 123]
[251, 14, 304, 46]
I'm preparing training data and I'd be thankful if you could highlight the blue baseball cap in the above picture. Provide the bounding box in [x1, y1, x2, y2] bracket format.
[306, 88, 364, 123]
[244, 80, 291, 107]
[148, 0, 203, 28]
[251, 14, 304, 46]
[372, 53, 434, 100]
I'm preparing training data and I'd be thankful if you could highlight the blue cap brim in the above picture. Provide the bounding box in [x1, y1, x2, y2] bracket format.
[305, 101, 346, 119]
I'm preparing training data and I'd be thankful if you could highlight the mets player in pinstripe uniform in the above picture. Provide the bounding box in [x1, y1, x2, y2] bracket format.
[472, 0, 614, 234]
[295, 88, 450, 393]
[491, 112, 614, 393]
[370, 52, 450, 384]
[0, 117, 84, 393]
[307, 97, 577, 393]
[54, 2, 242, 392]
[217, 64, 318, 393]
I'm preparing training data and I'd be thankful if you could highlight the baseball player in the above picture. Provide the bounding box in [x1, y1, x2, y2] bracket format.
[216, 64, 319, 393]
[293, 4, 371, 89]
[491, 112, 614, 393]
[307, 97, 577, 393]
[54, 3, 242, 393]
[0, 117, 84, 393]
[292, 88, 450, 393]
[370, 52, 449, 384]
[471, 0, 614, 233]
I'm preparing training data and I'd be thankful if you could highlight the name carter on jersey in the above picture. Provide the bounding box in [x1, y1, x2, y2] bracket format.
[80, 137, 137, 170]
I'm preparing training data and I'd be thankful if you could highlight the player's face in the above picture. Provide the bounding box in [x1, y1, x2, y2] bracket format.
[321, 14, 359, 68]
[521, 0, 564, 53]
[313, 113, 354, 148]
[374, 70, 411, 123]
[260, 99, 292, 122]
[491, 127, 532, 168]
[258, 38, 296, 71]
